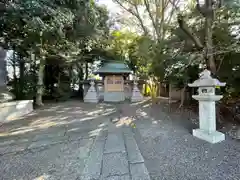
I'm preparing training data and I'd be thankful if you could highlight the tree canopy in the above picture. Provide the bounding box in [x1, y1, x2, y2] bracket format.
[1, 0, 240, 107]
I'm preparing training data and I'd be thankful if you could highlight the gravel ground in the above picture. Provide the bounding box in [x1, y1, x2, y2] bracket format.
[1, 100, 239, 180]
[132, 102, 240, 180]
[0, 138, 94, 180]
[0, 101, 115, 180]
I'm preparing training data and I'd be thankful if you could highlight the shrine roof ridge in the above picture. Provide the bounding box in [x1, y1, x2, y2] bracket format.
[94, 61, 132, 74]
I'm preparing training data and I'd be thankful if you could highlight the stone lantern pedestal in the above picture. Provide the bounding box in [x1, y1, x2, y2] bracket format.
[188, 70, 226, 143]
[84, 80, 98, 103]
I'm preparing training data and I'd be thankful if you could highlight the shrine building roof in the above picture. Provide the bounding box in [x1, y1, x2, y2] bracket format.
[94, 61, 132, 74]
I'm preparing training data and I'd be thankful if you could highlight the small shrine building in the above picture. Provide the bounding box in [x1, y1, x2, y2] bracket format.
[94, 61, 132, 102]
[83, 61, 143, 103]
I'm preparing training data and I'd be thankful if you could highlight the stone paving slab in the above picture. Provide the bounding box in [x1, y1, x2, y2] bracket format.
[104, 132, 125, 154]
[130, 163, 151, 180]
[102, 174, 131, 180]
[81, 138, 106, 179]
[122, 126, 133, 136]
[96, 129, 108, 141]
[124, 130, 144, 164]
[102, 152, 129, 177]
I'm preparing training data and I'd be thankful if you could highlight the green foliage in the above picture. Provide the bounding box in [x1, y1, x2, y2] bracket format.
[2, 0, 110, 102]
[2, 0, 240, 104]
[167, 2, 240, 99]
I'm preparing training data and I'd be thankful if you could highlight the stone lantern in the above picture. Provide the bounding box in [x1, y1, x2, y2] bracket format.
[84, 80, 98, 103]
[188, 69, 226, 143]
[131, 80, 143, 102]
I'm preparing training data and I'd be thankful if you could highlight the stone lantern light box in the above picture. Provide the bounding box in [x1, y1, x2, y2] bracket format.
[188, 69, 226, 143]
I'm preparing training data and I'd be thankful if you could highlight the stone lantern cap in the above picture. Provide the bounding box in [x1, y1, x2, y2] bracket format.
[188, 69, 226, 87]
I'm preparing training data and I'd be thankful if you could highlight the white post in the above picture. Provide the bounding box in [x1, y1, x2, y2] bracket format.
[188, 70, 226, 143]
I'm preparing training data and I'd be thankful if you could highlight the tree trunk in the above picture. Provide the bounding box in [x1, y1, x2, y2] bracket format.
[85, 62, 88, 80]
[158, 82, 161, 97]
[12, 52, 18, 98]
[168, 83, 172, 112]
[176, 0, 219, 74]
[204, 0, 216, 74]
[78, 63, 84, 99]
[36, 57, 45, 106]
[69, 64, 73, 90]
[19, 55, 25, 98]
[178, 85, 187, 108]
[31, 53, 37, 103]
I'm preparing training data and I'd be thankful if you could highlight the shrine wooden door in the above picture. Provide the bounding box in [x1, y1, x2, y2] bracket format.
[104, 75, 124, 92]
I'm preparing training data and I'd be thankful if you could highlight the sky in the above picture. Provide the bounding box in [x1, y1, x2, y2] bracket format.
[96, 0, 188, 34]
[97, 0, 120, 13]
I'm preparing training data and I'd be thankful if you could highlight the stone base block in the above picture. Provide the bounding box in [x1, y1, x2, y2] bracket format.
[131, 97, 143, 102]
[104, 92, 125, 102]
[193, 129, 225, 144]
[0, 100, 33, 123]
[84, 98, 98, 103]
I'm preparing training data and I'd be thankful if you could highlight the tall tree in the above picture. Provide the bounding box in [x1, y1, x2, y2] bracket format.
[0, 0, 110, 105]
[175, 0, 240, 74]
[113, 0, 179, 41]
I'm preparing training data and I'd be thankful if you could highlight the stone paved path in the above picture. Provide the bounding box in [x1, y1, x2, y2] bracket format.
[80, 121, 150, 180]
